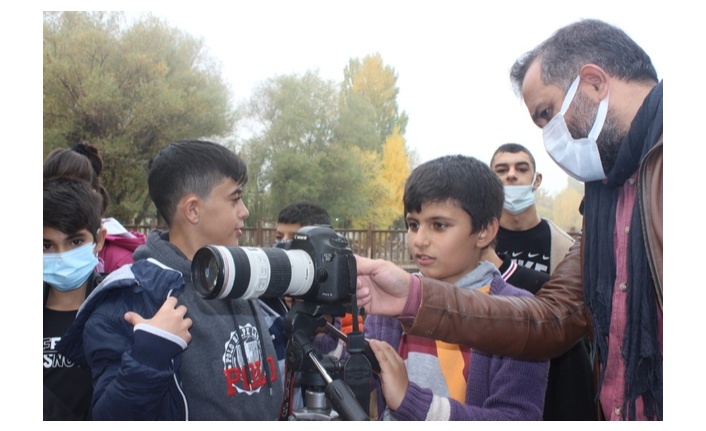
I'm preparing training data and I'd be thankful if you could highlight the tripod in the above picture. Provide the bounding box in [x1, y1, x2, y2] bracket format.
[283, 301, 374, 421]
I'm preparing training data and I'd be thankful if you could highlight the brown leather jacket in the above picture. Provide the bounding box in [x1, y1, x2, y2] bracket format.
[405, 136, 663, 361]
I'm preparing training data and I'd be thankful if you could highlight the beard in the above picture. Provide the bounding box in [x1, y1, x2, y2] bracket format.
[567, 90, 627, 174]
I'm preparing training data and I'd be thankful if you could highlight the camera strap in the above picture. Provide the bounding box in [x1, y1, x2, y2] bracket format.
[343, 330, 372, 417]
[278, 363, 296, 420]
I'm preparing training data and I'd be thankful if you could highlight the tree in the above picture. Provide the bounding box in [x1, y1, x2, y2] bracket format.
[314, 143, 371, 228]
[337, 54, 412, 228]
[237, 53, 411, 228]
[239, 71, 372, 225]
[341, 53, 409, 149]
[535, 188, 554, 221]
[333, 92, 379, 151]
[378, 126, 410, 228]
[552, 178, 584, 233]
[43, 12, 234, 223]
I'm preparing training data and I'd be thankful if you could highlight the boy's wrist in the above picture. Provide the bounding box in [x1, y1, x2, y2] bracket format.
[134, 323, 188, 350]
[131, 324, 186, 370]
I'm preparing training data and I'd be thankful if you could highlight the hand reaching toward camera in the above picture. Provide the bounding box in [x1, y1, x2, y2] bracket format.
[355, 255, 412, 317]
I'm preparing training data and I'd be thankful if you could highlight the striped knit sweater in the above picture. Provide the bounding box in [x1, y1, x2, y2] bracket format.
[365, 262, 550, 420]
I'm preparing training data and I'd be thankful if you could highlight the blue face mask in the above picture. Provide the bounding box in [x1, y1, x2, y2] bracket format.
[43, 242, 98, 292]
[503, 174, 537, 215]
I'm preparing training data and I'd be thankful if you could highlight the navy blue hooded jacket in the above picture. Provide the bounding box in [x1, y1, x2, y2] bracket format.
[58, 258, 188, 420]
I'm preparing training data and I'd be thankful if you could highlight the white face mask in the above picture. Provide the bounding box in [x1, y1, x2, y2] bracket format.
[503, 181, 536, 215]
[543, 76, 608, 182]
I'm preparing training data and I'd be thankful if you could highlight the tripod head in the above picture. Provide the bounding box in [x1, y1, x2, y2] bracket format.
[283, 301, 373, 421]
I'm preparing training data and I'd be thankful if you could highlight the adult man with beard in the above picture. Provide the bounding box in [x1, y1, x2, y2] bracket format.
[354, 19, 662, 421]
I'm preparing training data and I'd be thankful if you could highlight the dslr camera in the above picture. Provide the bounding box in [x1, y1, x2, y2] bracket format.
[191, 225, 356, 305]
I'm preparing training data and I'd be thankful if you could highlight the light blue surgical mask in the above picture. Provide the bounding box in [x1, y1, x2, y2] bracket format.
[43, 242, 98, 292]
[503, 173, 537, 215]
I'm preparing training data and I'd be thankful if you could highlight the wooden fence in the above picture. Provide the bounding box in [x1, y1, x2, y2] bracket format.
[125, 222, 418, 270]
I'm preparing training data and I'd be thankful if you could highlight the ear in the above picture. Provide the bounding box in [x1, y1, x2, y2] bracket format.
[533, 172, 543, 190]
[476, 218, 499, 249]
[578, 64, 610, 101]
[93, 226, 107, 254]
[179, 194, 201, 225]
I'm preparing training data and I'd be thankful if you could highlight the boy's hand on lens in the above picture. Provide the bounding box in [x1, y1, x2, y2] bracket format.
[124, 296, 193, 344]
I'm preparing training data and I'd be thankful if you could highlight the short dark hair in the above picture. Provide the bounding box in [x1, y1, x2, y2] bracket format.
[491, 143, 537, 173]
[147, 140, 248, 226]
[510, 19, 658, 96]
[44, 177, 103, 241]
[403, 155, 503, 232]
[277, 201, 330, 226]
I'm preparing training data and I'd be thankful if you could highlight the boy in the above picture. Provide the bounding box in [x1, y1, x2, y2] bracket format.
[365, 155, 549, 420]
[43, 142, 147, 274]
[44, 177, 106, 420]
[58, 140, 283, 420]
[490, 143, 574, 275]
[274, 200, 331, 242]
[490, 143, 595, 420]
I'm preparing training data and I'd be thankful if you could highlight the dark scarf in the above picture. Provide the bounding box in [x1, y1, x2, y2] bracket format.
[583, 81, 662, 420]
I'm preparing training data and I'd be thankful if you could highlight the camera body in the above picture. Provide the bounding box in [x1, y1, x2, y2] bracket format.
[191, 225, 357, 305]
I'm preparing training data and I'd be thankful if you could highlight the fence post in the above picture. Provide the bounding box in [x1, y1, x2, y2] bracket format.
[366, 223, 374, 258]
[256, 219, 264, 246]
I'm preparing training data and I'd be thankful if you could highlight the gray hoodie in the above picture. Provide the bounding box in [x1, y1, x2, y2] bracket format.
[134, 230, 284, 420]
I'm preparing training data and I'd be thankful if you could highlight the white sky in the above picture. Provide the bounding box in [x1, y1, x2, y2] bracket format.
[129, 1, 674, 195]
